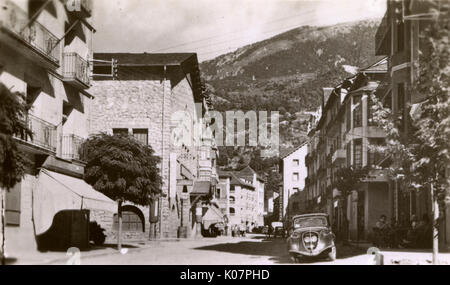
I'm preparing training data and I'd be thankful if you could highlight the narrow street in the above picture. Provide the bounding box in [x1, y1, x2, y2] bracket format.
[38, 234, 450, 265]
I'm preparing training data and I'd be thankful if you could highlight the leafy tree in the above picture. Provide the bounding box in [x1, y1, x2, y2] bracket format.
[368, 1, 449, 263]
[80, 133, 162, 250]
[0, 83, 32, 265]
[333, 166, 369, 243]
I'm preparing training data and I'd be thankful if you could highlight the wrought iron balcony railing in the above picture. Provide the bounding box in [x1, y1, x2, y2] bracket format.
[63, 52, 90, 88]
[15, 114, 57, 152]
[61, 134, 85, 160]
[0, 0, 60, 64]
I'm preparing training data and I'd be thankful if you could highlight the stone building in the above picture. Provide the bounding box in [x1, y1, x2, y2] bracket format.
[89, 52, 218, 239]
[0, 0, 116, 256]
[235, 166, 265, 227]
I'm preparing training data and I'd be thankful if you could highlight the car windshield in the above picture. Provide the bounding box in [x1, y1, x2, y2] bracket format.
[293, 216, 328, 228]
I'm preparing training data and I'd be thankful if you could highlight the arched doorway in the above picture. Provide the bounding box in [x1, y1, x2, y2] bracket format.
[113, 205, 145, 232]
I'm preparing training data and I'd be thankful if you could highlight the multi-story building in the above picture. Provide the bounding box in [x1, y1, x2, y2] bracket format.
[89, 52, 219, 239]
[279, 144, 308, 222]
[217, 170, 262, 230]
[0, 0, 116, 254]
[306, 58, 390, 241]
[375, 0, 449, 247]
[235, 166, 265, 227]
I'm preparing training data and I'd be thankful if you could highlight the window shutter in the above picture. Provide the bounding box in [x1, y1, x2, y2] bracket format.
[5, 183, 21, 226]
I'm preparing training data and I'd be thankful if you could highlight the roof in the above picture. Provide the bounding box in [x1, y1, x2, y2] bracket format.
[360, 57, 388, 73]
[192, 181, 211, 195]
[235, 166, 265, 182]
[217, 169, 232, 177]
[93, 52, 203, 103]
[280, 143, 307, 159]
[94, 53, 198, 66]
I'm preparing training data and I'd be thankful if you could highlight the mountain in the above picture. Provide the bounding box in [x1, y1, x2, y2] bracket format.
[200, 19, 383, 168]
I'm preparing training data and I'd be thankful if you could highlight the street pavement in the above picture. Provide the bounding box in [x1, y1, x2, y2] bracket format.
[15, 234, 448, 265]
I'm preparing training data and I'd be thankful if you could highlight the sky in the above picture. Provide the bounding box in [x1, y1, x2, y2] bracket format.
[93, 0, 386, 62]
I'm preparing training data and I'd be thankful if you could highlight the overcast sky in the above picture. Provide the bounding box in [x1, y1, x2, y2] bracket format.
[93, 0, 386, 62]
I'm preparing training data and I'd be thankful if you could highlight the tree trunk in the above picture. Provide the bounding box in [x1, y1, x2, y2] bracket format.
[117, 200, 123, 251]
[431, 183, 439, 264]
[1, 189, 5, 265]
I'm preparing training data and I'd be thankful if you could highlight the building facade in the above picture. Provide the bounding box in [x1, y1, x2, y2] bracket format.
[280, 144, 308, 222]
[0, 0, 117, 255]
[89, 52, 219, 239]
[375, 0, 449, 247]
[306, 58, 392, 241]
[217, 169, 264, 231]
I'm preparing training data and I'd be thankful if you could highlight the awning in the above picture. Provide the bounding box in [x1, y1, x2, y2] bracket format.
[33, 169, 116, 235]
[202, 205, 224, 229]
[192, 180, 211, 195]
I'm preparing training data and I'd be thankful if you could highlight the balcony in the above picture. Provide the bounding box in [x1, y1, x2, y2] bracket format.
[0, 0, 60, 68]
[62, 52, 90, 89]
[15, 114, 57, 153]
[332, 149, 346, 163]
[61, 134, 85, 161]
[375, 10, 391, 56]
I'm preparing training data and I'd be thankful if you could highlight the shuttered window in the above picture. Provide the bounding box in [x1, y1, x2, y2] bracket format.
[132, 129, 148, 145]
[5, 183, 21, 226]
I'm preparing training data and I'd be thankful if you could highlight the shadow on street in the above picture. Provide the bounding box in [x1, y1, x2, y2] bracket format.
[193, 238, 371, 264]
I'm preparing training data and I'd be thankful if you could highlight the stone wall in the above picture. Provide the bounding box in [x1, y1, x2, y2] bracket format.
[88, 65, 201, 239]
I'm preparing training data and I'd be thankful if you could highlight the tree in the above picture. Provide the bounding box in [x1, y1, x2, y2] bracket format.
[333, 166, 369, 243]
[0, 83, 32, 265]
[410, 2, 449, 264]
[80, 133, 162, 250]
[369, 1, 449, 263]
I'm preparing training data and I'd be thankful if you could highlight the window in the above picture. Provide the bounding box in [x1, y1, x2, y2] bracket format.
[5, 183, 21, 226]
[397, 22, 404, 52]
[230, 185, 235, 193]
[367, 95, 376, 126]
[229, 196, 235, 204]
[133, 129, 148, 145]
[353, 139, 362, 168]
[293, 172, 299, 181]
[113, 128, 128, 135]
[216, 188, 221, 199]
[293, 159, 299, 167]
[353, 95, 362, 128]
[230, 208, 235, 216]
[368, 138, 385, 166]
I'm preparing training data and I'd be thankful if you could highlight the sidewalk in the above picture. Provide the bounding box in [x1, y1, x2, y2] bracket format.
[346, 241, 450, 265]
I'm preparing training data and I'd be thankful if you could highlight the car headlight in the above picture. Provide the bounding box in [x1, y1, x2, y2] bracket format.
[310, 235, 318, 242]
[304, 236, 311, 242]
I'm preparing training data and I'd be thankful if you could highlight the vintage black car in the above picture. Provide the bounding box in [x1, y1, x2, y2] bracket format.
[287, 213, 336, 263]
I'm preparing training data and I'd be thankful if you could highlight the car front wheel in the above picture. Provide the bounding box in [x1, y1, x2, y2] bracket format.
[328, 246, 337, 261]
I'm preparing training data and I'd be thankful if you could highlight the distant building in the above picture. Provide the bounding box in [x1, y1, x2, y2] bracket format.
[279, 144, 308, 222]
[217, 168, 265, 231]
